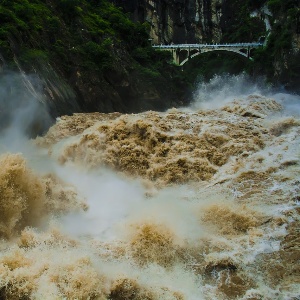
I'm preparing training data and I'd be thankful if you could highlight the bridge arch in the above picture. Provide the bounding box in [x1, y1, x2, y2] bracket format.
[179, 48, 250, 66]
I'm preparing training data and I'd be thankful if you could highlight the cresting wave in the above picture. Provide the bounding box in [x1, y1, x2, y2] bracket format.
[0, 76, 299, 299]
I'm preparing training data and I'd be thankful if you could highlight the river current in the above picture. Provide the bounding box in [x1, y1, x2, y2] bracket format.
[0, 75, 299, 299]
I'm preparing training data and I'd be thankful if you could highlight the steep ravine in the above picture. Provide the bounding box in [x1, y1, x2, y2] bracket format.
[0, 0, 299, 128]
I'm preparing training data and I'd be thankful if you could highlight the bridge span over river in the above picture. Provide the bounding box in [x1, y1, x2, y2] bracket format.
[152, 43, 263, 66]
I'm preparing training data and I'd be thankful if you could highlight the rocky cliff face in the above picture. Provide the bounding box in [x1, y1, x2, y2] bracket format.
[113, 0, 276, 43]
[114, 0, 223, 43]
[122, 0, 288, 48]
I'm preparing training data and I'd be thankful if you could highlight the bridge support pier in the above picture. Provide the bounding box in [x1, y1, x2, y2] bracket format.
[172, 49, 180, 65]
[247, 46, 250, 59]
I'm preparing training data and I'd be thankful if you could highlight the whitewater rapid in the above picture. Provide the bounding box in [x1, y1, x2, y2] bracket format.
[0, 75, 299, 299]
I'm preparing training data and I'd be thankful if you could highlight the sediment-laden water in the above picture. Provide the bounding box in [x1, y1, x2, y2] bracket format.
[0, 75, 299, 299]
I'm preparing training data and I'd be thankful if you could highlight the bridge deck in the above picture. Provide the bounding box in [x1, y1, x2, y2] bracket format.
[152, 43, 263, 50]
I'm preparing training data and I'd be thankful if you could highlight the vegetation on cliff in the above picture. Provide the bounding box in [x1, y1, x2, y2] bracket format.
[254, 0, 300, 90]
[220, 0, 266, 43]
[0, 0, 185, 118]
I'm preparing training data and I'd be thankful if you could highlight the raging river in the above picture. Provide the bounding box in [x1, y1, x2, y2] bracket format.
[0, 74, 299, 299]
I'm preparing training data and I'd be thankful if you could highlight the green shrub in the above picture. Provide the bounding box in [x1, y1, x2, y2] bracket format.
[267, 0, 281, 13]
[19, 49, 48, 64]
[54, 0, 81, 15]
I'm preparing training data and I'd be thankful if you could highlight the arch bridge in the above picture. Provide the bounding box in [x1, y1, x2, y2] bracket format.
[152, 43, 263, 66]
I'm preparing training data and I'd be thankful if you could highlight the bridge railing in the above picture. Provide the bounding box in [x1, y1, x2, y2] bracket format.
[152, 43, 263, 49]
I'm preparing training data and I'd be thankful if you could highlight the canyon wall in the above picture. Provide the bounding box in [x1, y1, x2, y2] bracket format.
[114, 0, 224, 43]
